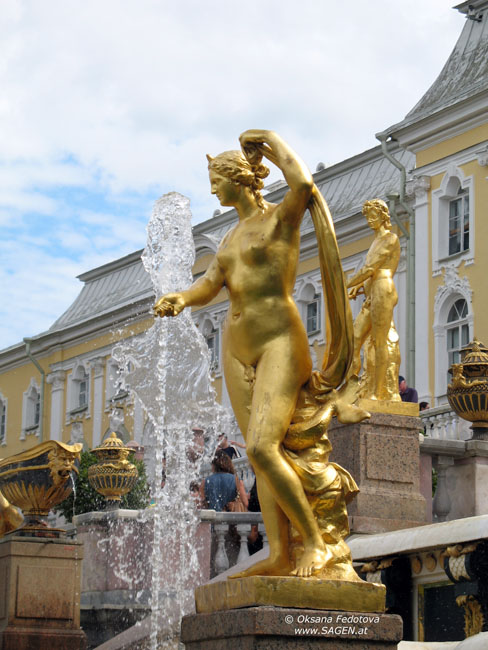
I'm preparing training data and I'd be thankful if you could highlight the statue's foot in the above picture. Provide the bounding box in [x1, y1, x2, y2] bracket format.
[290, 546, 332, 578]
[229, 555, 291, 578]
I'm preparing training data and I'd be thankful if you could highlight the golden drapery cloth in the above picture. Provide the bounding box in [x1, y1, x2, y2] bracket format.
[308, 185, 354, 392]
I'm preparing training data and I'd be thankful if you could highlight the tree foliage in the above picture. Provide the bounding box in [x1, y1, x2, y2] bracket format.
[54, 451, 151, 522]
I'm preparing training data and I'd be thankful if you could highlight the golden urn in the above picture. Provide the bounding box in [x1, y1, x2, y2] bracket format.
[88, 432, 138, 508]
[447, 338, 488, 440]
[0, 440, 82, 537]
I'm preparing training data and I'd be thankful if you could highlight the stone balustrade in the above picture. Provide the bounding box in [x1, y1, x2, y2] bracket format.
[199, 510, 266, 577]
[420, 404, 471, 440]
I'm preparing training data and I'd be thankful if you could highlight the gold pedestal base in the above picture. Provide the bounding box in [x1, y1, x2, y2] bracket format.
[358, 398, 419, 416]
[195, 575, 385, 614]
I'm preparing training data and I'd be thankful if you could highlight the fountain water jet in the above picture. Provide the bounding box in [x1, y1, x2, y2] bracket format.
[112, 192, 233, 648]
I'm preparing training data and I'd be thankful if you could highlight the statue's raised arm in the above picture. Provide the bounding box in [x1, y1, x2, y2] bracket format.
[239, 129, 313, 227]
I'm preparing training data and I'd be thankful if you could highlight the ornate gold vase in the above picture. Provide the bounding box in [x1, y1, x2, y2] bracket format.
[0, 440, 82, 537]
[88, 432, 138, 508]
[447, 338, 488, 440]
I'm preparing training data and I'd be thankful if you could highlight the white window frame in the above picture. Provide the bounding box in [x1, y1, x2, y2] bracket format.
[446, 299, 470, 371]
[432, 165, 474, 275]
[202, 319, 220, 373]
[67, 363, 91, 416]
[21, 378, 41, 440]
[295, 273, 324, 344]
[105, 358, 129, 407]
[306, 293, 321, 336]
[448, 189, 470, 257]
[433, 283, 473, 404]
[193, 306, 226, 377]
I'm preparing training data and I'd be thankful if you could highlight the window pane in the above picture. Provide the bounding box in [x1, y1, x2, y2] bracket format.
[447, 327, 459, 350]
[447, 304, 457, 323]
[462, 324, 469, 346]
[449, 198, 461, 255]
[79, 372, 89, 407]
[449, 350, 459, 366]
[206, 332, 218, 368]
[449, 198, 460, 218]
[307, 301, 318, 333]
[34, 395, 40, 426]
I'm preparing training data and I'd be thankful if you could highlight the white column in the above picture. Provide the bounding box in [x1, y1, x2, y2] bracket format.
[46, 370, 66, 441]
[412, 175, 431, 404]
[90, 357, 105, 448]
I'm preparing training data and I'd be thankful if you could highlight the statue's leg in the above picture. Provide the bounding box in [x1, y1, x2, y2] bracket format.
[350, 304, 371, 377]
[370, 280, 397, 399]
[222, 350, 252, 439]
[224, 350, 291, 577]
[243, 344, 331, 577]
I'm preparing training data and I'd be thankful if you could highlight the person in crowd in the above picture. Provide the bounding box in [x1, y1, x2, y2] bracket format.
[200, 450, 248, 511]
[419, 401, 430, 411]
[399, 376, 419, 403]
[247, 475, 263, 555]
[189, 480, 203, 508]
[217, 434, 244, 460]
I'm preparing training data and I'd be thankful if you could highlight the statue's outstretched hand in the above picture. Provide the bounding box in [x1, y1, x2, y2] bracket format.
[153, 293, 186, 318]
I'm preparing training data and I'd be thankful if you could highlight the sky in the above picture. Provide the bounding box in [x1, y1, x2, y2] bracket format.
[0, 0, 466, 350]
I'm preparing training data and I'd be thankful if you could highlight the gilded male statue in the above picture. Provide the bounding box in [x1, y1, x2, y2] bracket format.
[347, 199, 401, 401]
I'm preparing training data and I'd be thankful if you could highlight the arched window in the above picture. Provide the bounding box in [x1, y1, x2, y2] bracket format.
[306, 293, 321, 335]
[78, 370, 89, 408]
[205, 326, 219, 370]
[23, 381, 40, 432]
[200, 318, 220, 371]
[106, 359, 131, 404]
[447, 298, 469, 368]
[433, 266, 473, 404]
[69, 364, 90, 413]
[296, 281, 323, 339]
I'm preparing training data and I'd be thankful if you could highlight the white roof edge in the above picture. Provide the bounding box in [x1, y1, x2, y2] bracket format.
[348, 514, 488, 560]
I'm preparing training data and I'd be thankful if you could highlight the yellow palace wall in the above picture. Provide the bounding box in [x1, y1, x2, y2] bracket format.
[421, 124, 488, 401]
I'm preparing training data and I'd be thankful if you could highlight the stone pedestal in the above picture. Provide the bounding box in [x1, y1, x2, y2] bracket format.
[328, 412, 426, 533]
[181, 606, 403, 649]
[443, 439, 488, 520]
[0, 536, 86, 650]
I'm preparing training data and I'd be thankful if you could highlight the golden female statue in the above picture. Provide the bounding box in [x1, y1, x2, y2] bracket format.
[347, 199, 401, 401]
[155, 131, 366, 579]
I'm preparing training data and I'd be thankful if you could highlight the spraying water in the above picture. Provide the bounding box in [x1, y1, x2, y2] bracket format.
[112, 192, 233, 648]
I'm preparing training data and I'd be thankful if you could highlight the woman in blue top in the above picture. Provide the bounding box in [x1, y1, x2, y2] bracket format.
[201, 450, 248, 512]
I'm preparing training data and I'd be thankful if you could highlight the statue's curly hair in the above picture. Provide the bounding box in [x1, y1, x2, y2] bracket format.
[207, 150, 270, 210]
[362, 198, 391, 228]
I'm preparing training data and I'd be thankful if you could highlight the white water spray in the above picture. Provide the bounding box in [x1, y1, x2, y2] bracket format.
[113, 192, 233, 648]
